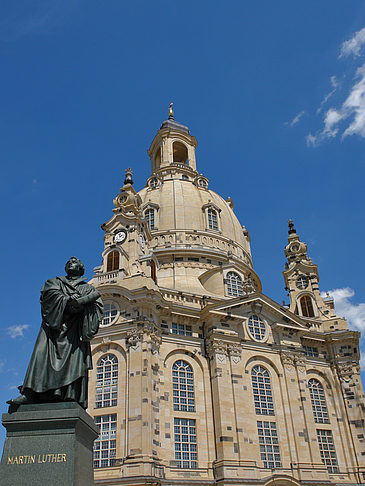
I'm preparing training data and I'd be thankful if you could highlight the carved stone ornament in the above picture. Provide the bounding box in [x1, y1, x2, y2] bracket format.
[206, 340, 228, 363]
[242, 275, 257, 295]
[126, 328, 143, 350]
[228, 343, 242, 364]
[336, 362, 356, 383]
[280, 351, 295, 372]
[293, 353, 306, 373]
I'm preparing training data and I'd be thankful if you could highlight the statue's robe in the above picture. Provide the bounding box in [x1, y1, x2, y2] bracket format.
[21, 276, 103, 408]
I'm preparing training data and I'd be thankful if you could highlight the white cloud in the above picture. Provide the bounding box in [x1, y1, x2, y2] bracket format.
[322, 287, 365, 331]
[285, 110, 305, 127]
[317, 76, 339, 114]
[308, 63, 365, 145]
[7, 324, 30, 339]
[342, 64, 365, 138]
[340, 27, 365, 58]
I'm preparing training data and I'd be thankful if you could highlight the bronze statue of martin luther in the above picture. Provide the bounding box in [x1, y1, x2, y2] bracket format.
[7, 257, 103, 410]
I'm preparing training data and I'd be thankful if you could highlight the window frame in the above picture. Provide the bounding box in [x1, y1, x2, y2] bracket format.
[172, 360, 195, 412]
[308, 378, 330, 424]
[95, 354, 118, 409]
[251, 365, 275, 416]
[225, 271, 244, 297]
[173, 418, 198, 469]
[246, 314, 268, 342]
[106, 250, 120, 272]
[94, 414, 117, 469]
[101, 301, 120, 327]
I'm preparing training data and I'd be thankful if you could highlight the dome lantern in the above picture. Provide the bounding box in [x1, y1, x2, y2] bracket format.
[147, 105, 198, 174]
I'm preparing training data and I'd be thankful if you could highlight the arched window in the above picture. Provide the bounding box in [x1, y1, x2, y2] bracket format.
[96, 354, 118, 408]
[145, 208, 155, 230]
[308, 378, 329, 423]
[173, 141, 188, 164]
[207, 208, 218, 230]
[101, 302, 118, 327]
[251, 365, 274, 415]
[226, 271, 243, 297]
[107, 251, 119, 272]
[172, 360, 195, 412]
[300, 295, 315, 317]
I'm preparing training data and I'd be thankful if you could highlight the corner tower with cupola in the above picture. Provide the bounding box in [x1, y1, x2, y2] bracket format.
[88, 108, 365, 486]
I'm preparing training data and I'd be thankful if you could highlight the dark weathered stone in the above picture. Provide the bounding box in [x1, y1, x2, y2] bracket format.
[0, 402, 99, 486]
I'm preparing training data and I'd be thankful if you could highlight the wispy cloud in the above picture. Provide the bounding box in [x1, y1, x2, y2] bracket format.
[307, 26, 365, 146]
[308, 64, 365, 146]
[7, 324, 30, 339]
[316, 76, 339, 114]
[321, 287, 365, 331]
[340, 27, 365, 58]
[285, 110, 305, 127]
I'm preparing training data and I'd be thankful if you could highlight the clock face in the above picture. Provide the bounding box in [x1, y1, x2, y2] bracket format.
[114, 230, 127, 243]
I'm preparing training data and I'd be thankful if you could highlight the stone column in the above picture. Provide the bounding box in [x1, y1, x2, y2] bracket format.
[124, 321, 163, 478]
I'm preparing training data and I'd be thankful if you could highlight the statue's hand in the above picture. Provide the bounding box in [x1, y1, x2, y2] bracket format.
[74, 290, 100, 306]
[66, 297, 83, 313]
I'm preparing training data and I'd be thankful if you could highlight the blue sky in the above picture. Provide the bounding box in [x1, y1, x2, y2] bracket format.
[1, 0, 365, 448]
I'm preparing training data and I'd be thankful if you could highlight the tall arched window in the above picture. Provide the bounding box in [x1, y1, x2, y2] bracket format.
[173, 141, 188, 163]
[308, 378, 329, 423]
[96, 354, 118, 408]
[226, 271, 243, 297]
[107, 251, 119, 272]
[251, 365, 274, 415]
[300, 295, 315, 317]
[207, 208, 218, 230]
[172, 360, 195, 412]
[145, 208, 155, 230]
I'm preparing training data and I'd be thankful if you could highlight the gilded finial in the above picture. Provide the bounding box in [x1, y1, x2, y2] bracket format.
[168, 102, 174, 120]
[288, 219, 296, 234]
[124, 167, 133, 185]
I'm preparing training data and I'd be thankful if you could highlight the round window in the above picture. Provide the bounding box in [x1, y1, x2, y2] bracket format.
[101, 301, 119, 327]
[247, 315, 267, 341]
[296, 276, 309, 289]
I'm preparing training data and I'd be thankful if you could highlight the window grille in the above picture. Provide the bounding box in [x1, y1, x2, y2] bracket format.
[226, 271, 243, 297]
[171, 323, 192, 336]
[94, 414, 117, 468]
[308, 379, 329, 423]
[297, 276, 309, 289]
[257, 421, 281, 469]
[145, 208, 155, 230]
[174, 418, 197, 468]
[248, 315, 266, 341]
[101, 303, 118, 327]
[207, 208, 218, 230]
[252, 366, 274, 415]
[96, 354, 118, 409]
[317, 429, 339, 473]
[173, 360, 195, 412]
[303, 345, 319, 357]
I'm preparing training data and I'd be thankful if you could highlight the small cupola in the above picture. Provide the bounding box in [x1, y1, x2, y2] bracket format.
[147, 103, 198, 173]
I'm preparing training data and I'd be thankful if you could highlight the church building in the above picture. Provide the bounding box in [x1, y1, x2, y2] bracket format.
[89, 108, 365, 485]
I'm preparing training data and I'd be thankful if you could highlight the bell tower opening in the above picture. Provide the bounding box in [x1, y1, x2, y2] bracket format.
[173, 142, 188, 164]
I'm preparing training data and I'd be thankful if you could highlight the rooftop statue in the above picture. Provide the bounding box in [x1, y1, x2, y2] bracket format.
[7, 257, 103, 410]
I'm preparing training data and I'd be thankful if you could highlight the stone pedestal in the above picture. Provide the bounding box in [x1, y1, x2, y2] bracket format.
[0, 402, 99, 486]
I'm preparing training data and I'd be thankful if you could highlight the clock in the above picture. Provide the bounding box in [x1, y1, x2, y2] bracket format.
[114, 230, 127, 243]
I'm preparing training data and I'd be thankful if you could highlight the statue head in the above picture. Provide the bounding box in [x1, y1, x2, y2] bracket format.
[65, 257, 85, 277]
